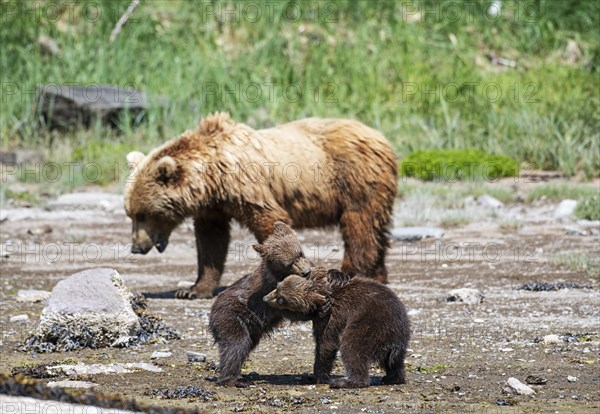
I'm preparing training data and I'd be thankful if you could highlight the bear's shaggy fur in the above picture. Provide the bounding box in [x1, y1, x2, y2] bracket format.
[263, 267, 411, 388]
[124, 112, 397, 298]
[209, 222, 312, 387]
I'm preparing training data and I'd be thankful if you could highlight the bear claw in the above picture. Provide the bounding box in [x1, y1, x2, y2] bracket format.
[174, 289, 197, 300]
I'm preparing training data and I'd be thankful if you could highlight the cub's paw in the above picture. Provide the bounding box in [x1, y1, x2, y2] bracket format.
[174, 289, 197, 300]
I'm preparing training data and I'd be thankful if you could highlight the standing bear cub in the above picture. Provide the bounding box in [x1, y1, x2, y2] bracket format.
[125, 112, 397, 299]
[264, 268, 411, 388]
[209, 221, 312, 387]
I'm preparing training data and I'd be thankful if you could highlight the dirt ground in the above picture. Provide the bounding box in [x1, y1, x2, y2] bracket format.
[0, 181, 599, 413]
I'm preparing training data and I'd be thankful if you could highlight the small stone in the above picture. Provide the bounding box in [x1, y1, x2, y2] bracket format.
[10, 314, 29, 323]
[525, 375, 547, 385]
[503, 377, 535, 396]
[320, 397, 332, 404]
[47, 380, 94, 389]
[554, 200, 577, 220]
[542, 334, 562, 345]
[477, 195, 504, 209]
[187, 351, 206, 363]
[567, 376, 577, 382]
[445, 288, 484, 305]
[500, 348, 514, 352]
[391, 227, 444, 242]
[17, 289, 51, 303]
[564, 227, 587, 236]
[151, 351, 172, 359]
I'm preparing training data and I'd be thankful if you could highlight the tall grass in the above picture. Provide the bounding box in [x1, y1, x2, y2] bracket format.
[1, 0, 599, 184]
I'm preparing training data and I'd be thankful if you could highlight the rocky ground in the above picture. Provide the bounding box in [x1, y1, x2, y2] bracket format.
[0, 181, 599, 413]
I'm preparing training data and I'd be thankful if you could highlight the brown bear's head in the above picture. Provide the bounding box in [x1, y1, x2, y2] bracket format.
[253, 221, 313, 279]
[263, 274, 328, 314]
[125, 150, 191, 255]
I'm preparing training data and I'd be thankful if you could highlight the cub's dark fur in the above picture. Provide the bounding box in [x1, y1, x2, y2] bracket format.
[208, 222, 312, 387]
[263, 267, 410, 388]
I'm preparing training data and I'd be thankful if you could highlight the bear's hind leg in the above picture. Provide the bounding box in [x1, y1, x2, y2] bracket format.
[382, 347, 407, 385]
[330, 345, 370, 388]
[216, 337, 253, 387]
[339, 211, 380, 280]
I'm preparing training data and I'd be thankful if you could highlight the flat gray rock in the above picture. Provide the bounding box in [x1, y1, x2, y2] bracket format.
[554, 199, 577, 219]
[47, 362, 162, 376]
[391, 227, 444, 242]
[446, 288, 484, 305]
[477, 195, 504, 208]
[503, 377, 535, 396]
[35, 268, 140, 348]
[47, 380, 95, 389]
[17, 289, 51, 303]
[45, 192, 124, 212]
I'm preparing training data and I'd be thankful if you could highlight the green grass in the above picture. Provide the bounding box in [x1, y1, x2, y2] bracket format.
[554, 253, 600, 279]
[400, 149, 518, 181]
[1, 0, 599, 186]
[574, 195, 600, 221]
[526, 184, 599, 202]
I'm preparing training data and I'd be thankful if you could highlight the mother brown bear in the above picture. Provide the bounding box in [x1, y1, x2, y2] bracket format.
[125, 112, 397, 299]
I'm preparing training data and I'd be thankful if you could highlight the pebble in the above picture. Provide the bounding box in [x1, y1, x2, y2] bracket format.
[16, 289, 51, 303]
[503, 377, 535, 396]
[554, 199, 577, 220]
[567, 376, 577, 382]
[151, 351, 172, 359]
[10, 314, 29, 323]
[542, 334, 562, 344]
[390, 227, 444, 242]
[525, 375, 547, 385]
[47, 380, 95, 389]
[477, 195, 504, 209]
[445, 288, 484, 305]
[187, 351, 206, 363]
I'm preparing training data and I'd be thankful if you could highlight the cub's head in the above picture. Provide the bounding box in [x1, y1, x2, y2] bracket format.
[125, 148, 192, 255]
[253, 222, 312, 279]
[263, 274, 327, 314]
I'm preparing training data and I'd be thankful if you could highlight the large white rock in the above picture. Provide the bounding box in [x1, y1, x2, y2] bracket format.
[503, 377, 536, 396]
[554, 199, 577, 219]
[477, 195, 504, 209]
[35, 268, 140, 346]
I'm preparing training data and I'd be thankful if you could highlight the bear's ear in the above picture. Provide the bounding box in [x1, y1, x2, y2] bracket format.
[310, 292, 328, 306]
[273, 221, 292, 235]
[156, 156, 177, 182]
[253, 244, 266, 255]
[126, 151, 145, 167]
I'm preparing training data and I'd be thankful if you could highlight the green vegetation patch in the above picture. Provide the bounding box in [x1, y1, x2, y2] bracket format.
[526, 184, 598, 202]
[574, 195, 600, 221]
[400, 149, 518, 182]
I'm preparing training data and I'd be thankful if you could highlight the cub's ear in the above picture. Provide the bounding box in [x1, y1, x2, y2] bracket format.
[273, 221, 292, 235]
[310, 292, 328, 306]
[156, 156, 177, 182]
[126, 151, 145, 167]
[253, 244, 266, 255]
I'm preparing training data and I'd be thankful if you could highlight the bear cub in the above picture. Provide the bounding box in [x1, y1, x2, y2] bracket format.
[209, 221, 312, 387]
[263, 267, 411, 388]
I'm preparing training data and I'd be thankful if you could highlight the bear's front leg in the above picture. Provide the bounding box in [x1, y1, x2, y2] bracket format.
[175, 216, 231, 299]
